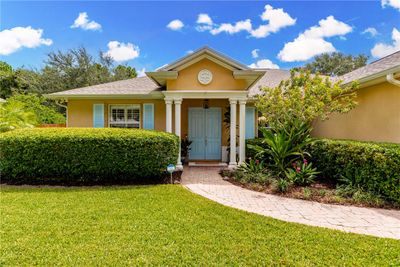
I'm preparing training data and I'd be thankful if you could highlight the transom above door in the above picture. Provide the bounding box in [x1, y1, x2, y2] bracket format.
[188, 107, 222, 160]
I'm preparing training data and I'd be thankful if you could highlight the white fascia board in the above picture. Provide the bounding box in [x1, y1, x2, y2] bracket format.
[163, 90, 248, 100]
[46, 92, 165, 100]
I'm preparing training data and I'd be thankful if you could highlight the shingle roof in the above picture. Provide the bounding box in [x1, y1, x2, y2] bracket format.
[339, 50, 400, 84]
[248, 69, 291, 96]
[48, 49, 399, 98]
[49, 76, 161, 96]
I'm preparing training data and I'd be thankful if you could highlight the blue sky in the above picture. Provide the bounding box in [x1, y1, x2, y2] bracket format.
[1, 1, 399, 74]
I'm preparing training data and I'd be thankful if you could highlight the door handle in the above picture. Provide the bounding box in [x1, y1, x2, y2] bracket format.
[205, 138, 207, 146]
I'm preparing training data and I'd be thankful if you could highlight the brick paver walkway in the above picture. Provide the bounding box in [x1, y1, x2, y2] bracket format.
[181, 167, 400, 239]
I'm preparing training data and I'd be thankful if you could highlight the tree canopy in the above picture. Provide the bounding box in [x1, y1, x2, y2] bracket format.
[0, 47, 138, 98]
[304, 52, 368, 77]
[256, 70, 358, 130]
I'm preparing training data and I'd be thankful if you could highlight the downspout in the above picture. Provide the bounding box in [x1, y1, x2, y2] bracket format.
[55, 100, 68, 127]
[386, 73, 400, 87]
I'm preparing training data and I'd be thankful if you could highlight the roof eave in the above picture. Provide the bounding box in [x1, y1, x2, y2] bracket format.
[45, 91, 164, 100]
[342, 66, 400, 87]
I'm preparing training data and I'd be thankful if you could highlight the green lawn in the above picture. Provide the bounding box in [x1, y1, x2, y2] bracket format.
[1, 185, 399, 266]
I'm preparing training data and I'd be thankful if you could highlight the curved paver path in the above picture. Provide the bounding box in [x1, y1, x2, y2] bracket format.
[181, 167, 400, 239]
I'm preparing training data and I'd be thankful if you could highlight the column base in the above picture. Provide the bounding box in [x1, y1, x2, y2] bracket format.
[228, 162, 237, 170]
[176, 163, 183, 171]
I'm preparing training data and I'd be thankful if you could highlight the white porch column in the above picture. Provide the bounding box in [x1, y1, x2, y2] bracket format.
[229, 99, 237, 169]
[239, 100, 246, 164]
[165, 99, 173, 133]
[174, 98, 183, 170]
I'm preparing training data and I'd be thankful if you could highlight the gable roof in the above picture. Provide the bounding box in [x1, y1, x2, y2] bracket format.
[47, 48, 400, 99]
[339, 50, 400, 85]
[158, 46, 250, 71]
[47, 76, 162, 99]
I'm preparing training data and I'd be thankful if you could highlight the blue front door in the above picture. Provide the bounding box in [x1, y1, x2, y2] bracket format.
[188, 107, 221, 160]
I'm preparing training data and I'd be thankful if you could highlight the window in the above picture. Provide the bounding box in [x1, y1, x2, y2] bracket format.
[109, 105, 140, 128]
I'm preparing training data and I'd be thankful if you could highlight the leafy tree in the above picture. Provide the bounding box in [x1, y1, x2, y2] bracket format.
[256, 70, 358, 130]
[0, 61, 18, 98]
[5, 94, 65, 124]
[0, 101, 37, 132]
[304, 52, 368, 76]
[113, 65, 137, 81]
[41, 47, 137, 93]
[1, 47, 138, 97]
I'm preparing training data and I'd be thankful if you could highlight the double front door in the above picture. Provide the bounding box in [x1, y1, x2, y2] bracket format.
[188, 107, 222, 160]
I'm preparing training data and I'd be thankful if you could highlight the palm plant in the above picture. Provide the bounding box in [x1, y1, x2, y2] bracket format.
[0, 101, 37, 132]
[248, 121, 314, 176]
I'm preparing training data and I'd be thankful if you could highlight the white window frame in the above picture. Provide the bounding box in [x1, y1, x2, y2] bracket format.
[108, 104, 141, 128]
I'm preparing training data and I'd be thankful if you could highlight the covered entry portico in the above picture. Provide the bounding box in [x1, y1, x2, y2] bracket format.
[163, 90, 249, 170]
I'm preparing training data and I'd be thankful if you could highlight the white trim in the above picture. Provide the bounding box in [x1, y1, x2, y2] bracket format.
[161, 47, 249, 71]
[163, 90, 248, 100]
[46, 92, 164, 100]
[108, 104, 141, 128]
[342, 66, 400, 86]
[386, 73, 400, 87]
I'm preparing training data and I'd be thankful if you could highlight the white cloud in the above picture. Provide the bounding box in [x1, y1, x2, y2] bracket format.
[250, 4, 296, 38]
[251, 49, 259, 58]
[167, 19, 184, 31]
[362, 27, 379, 37]
[197, 14, 213, 25]
[0, 26, 52, 55]
[210, 19, 252, 35]
[105, 41, 140, 62]
[278, 16, 352, 62]
[371, 28, 400, 58]
[71, 12, 101, 31]
[194, 5, 295, 38]
[137, 68, 146, 77]
[186, 50, 194, 54]
[196, 13, 214, 32]
[382, 0, 400, 11]
[248, 59, 279, 69]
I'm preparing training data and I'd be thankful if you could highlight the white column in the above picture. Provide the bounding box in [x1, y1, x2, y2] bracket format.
[165, 99, 173, 133]
[239, 100, 246, 164]
[229, 99, 237, 169]
[174, 98, 183, 170]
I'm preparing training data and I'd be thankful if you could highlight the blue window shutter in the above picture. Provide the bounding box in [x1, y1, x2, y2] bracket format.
[245, 107, 255, 139]
[93, 104, 104, 128]
[143, 103, 154, 130]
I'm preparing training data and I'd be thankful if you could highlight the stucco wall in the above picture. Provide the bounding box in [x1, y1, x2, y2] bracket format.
[67, 99, 166, 131]
[68, 98, 258, 147]
[312, 81, 400, 143]
[167, 58, 247, 91]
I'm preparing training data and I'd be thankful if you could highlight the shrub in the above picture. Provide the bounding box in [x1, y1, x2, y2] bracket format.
[247, 123, 314, 176]
[0, 128, 179, 184]
[285, 159, 319, 186]
[309, 139, 400, 203]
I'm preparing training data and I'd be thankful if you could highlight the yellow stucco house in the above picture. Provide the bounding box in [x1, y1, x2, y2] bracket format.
[48, 47, 400, 168]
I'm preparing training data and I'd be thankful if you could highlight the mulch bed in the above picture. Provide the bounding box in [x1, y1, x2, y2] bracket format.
[225, 177, 399, 210]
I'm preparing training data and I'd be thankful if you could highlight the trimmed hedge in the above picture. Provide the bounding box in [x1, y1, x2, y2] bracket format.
[309, 139, 400, 203]
[0, 128, 179, 184]
[246, 138, 400, 203]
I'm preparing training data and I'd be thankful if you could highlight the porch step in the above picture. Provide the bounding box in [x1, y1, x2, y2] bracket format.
[188, 162, 228, 167]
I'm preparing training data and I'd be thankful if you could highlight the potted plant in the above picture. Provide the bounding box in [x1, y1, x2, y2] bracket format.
[181, 135, 192, 164]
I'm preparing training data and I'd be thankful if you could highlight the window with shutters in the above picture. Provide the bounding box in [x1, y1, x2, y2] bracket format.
[109, 105, 140, 128]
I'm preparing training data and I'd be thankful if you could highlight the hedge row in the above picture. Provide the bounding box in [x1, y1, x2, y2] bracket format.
[0, 128, 179, 184]
[246, 138, 400, 203]
[309, 139, 400, 203]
